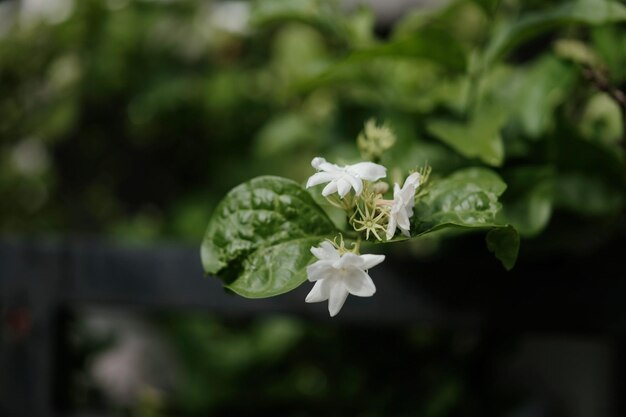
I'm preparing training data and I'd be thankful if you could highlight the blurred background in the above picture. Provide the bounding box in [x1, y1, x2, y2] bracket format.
[0, 0, 625, 416]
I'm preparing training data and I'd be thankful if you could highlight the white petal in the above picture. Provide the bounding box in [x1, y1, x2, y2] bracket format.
[305, 280, 331, 303]
[403, 172, 421, 189]
[306, 261, 334, 282]
[343, 268, 376, 297]
[332, 252, 364, 270]
[336, 178, 352, 198]
[347, 162, 386, 181]
[322, 181, 338, 196]
[310, 241, 340, 261]
[405, 199, 415, 217]
[399, 185, 417, 205]
[386, 216, 397, 240]
[328, 283, 349, 317]
[345, 174, 363, 196]
[311, 157, 326, 170]
[396, 209, 411, 230]
[306, 172, 337, 188]
[393, 183, 402, 198]
[359, 254, 385, 270]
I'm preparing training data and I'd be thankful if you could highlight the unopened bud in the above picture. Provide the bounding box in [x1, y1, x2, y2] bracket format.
[372, 181, 389, 195]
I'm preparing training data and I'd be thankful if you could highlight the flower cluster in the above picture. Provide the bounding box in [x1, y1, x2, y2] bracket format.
[304, 155, 430, 316]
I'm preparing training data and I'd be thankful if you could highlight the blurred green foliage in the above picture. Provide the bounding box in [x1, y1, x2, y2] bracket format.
[1, 0, 624, 252]
[0, 0, 626, 252]
[160, 314, 505, 417]
[67, 312, 521, 417]
[2, 0, 624, 415]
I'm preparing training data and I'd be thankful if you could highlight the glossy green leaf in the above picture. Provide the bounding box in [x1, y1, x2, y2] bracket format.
[485, 0, 626, 65]
[426, 108, 507, 166]
[411, 167, 508, 236]
[407, 167, 519, 268]
[227, 237, 325, 298]
[201, 176, 337, 298]
[486, 225, 520, 271]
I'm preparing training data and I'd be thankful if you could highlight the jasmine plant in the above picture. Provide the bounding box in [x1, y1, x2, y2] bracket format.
[202, 121, 520, 316]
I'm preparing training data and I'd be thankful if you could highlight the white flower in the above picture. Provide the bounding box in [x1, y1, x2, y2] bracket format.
[305, 241, 385, 317]
[386, 172, 421, 240]
[306, 157, 386, 198]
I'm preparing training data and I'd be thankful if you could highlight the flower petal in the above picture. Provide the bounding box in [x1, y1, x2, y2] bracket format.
[311, 157, 326, 170]
[328, 283, 349, 317]
[404, 172, 421, 189]
[310, 241, 340, 261]
[344, 174, 363, 196]
[312, 157, 342, 173]
[386, 216, 397, 240]
[332, 252, 364, 270]
[396, 209, 410, 230]
[336, 178, 352, 198]
[360, 254, 385, 270]
[322, 181, 338, 196]
[305, 280, 331, 303]
[348, 162, 387, 181]
[343, 268, 376, 297]
[393, 183, 402, 199]
[306, 260, 335, 282]
[306, 172, 337, 188]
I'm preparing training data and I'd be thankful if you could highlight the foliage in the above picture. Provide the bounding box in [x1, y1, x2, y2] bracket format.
[155, 314, 520, 417]
[200, 0, 625, 300]
[202, 176, 337, 297]
[1, 0, 623, 248]
[2, 0, 625, 412]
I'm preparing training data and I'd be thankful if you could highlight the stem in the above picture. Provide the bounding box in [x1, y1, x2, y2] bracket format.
[582, 66, 626, 152]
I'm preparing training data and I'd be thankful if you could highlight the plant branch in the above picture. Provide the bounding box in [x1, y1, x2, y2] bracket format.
[582, 65, 626, 152]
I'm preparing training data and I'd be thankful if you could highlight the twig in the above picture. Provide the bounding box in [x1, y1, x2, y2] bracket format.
[582, 65, 626, 153]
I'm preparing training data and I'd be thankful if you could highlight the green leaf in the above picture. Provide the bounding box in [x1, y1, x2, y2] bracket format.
[406, 167, 518, 268]
[253, 113, 318, 157]
[580, 93, 624, 147]
[555, 173, 625, 216]
[296, 28, 467, 93]
[201, 176, 337, 298]
[472, 0, 501, 18]
[426, 107, 507, 166]
[486, 225, 520, 270]
[501, 166, 554, 237]
[553, 39, 602, 68]
[592, 26, 626, 84]
[485, 0, 626, 65]
[227, 237, 325, 298]
[250, 0, 350, 45]
[411, 167, 508, 236]
[349, 29, 467, 72]
[509, 55, 577, 139]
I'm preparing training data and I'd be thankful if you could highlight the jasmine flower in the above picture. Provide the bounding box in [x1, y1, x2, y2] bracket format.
[306, 157, 386, 198]
[386, 172, 421, 240]
[305, 241, 385, 317]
